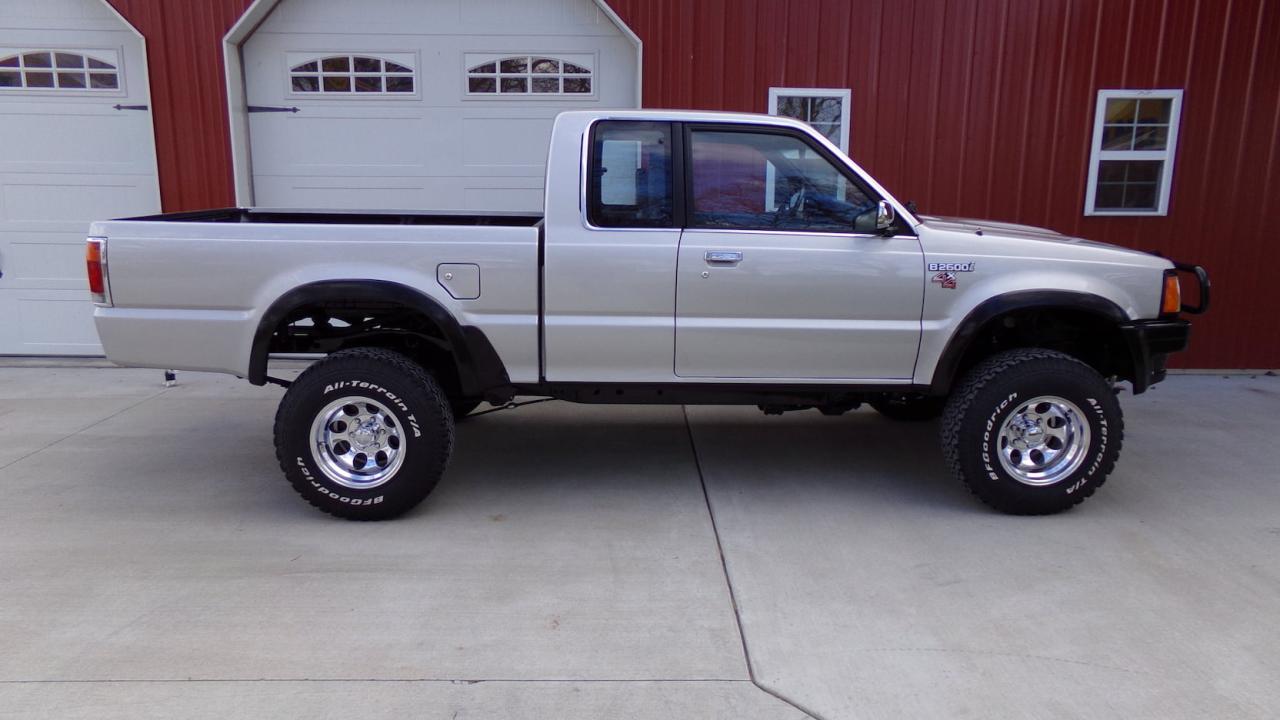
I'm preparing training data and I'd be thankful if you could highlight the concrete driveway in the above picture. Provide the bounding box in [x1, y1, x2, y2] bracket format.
[0, 368, 1276, 719]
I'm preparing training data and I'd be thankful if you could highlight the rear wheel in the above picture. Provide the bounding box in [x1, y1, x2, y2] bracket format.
[940, 348, 1123, 515]
[273, 347, 454, 520]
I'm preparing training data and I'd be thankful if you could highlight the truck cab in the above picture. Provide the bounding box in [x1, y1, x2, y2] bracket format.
[542, 111, 924, 385]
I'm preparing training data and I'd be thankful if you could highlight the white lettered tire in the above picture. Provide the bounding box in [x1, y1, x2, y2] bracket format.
[273, 347, 454, 520]
[940, 348, 1124, 515]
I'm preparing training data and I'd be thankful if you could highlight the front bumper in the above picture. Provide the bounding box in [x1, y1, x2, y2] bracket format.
[1119, 319, 1191, 394]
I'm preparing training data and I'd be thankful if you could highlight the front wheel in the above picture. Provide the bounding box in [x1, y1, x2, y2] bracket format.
[273, 347, 454, 520]
[940, 349, 1124, 515]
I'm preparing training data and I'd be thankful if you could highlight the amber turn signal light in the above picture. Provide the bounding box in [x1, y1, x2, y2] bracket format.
[1161, 272, 1181, 316]
[86, 238, 107, 305]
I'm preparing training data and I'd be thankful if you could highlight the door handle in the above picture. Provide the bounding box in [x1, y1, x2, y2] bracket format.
[705, 251, 743, 264]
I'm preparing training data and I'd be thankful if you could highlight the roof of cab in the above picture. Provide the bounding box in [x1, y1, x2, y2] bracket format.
[554, 108, 814, 131]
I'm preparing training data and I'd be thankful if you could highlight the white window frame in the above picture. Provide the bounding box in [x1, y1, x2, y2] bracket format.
[0, 47, 124, 96]
[1085, 88, 1184, 216]
[767, 87, 852, 152]
[463, 52, 597, 100]
[284, 51, 419, 99]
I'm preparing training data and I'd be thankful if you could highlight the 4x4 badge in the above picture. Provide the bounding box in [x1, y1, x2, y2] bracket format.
[932, 271, 958, 289]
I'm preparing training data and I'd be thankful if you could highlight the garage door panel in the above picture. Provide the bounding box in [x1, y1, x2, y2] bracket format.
[249, 116, 427, 172]
[0, 240, 90, 289]
[462, 187, 544, 211]
[0, 113, 152, 170]
[15, 293, 99, 349]
[461, 0, 609, 31]
[2, 180, 154, 223]
[250, 176, 451, 211]
[268, 0, 610, 35]
[0, 290, 99, 355]
[462, 116, 555, 171]
[3, 0, 125, 25]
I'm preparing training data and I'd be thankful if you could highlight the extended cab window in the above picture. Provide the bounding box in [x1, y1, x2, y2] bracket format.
[689, 129, 875, 233]
[588, 121, 674, 228]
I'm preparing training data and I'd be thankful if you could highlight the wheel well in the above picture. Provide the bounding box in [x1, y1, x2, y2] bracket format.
[945, 307, 1134, 392]
[250, 281, 510, 399]
[262, 298, 465, 398]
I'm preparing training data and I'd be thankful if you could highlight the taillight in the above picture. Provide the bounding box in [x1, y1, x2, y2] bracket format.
[1160, 271, 1181, 316]
[86, 238, 109, 305]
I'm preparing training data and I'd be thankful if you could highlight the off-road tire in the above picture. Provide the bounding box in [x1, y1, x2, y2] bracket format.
[940, 348, 1124, 515]
[273, 347, 454, 520]
[870, 394, 946, 422]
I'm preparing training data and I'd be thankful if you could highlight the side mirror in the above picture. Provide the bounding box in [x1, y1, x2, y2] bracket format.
[854, 200, 896, 235]
[875, 200, 895, 233]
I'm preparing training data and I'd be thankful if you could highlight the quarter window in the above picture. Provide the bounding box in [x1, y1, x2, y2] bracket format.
[689, 129, 875, 233]
[289, 54, 415, 94]
[1085, 89, 1183, 215]
[0, 50, 120, 91]
[466, 54, 593, 96]
[768, 88, 851, 151]
[588, 121, 674, 228]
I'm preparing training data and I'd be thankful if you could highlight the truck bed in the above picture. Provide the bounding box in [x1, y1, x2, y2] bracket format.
[90, 210, 542, 383]
[118, 207, 544, 227]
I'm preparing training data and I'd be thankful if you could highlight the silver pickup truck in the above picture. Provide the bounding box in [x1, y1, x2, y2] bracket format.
[87, 109, 1208, 519]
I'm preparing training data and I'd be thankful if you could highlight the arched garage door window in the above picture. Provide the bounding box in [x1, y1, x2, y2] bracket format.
[0, 50, 120, 91]
[289, 54, 415, 94]
[465, 54, 592, 96]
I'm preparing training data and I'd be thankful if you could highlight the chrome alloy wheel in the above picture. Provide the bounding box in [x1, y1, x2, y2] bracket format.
[996, 396, 1091, 486]
[310, 396, 407, 489]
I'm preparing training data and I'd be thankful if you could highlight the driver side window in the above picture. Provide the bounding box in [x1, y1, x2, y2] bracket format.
[689, 129, 874, 232]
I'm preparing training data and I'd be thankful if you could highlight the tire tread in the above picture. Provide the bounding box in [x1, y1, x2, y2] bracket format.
[272, 347, 454, 520]
[940, 348, 1124, 515]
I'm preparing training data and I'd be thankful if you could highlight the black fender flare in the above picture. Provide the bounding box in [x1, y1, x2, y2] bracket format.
[927, 290, 1130, 394]
[248, 280, 510, 396]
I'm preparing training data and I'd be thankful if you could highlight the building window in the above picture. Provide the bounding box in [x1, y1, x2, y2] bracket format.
[768, 88, 851, 152]
[289, 54, 415, 94]
[465, 54, 593, 96]
[1085, 89, 1183, 215]
[0, 50, 120, 91]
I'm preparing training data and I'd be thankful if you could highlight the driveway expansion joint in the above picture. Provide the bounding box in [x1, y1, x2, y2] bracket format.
[0, 385, 173, 472]
[683, 406, 827, 720]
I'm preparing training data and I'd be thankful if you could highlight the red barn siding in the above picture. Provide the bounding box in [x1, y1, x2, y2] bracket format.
[108, 0, 1279, 368]
[106, 0, 252, 210]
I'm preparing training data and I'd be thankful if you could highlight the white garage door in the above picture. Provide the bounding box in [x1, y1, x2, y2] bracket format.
[242, 0, 638, 212]
[0, 0, 160, 355]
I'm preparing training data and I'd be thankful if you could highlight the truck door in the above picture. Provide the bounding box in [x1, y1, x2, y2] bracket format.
[675, 125, 923, 380]
[542, 119, 683, 382]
